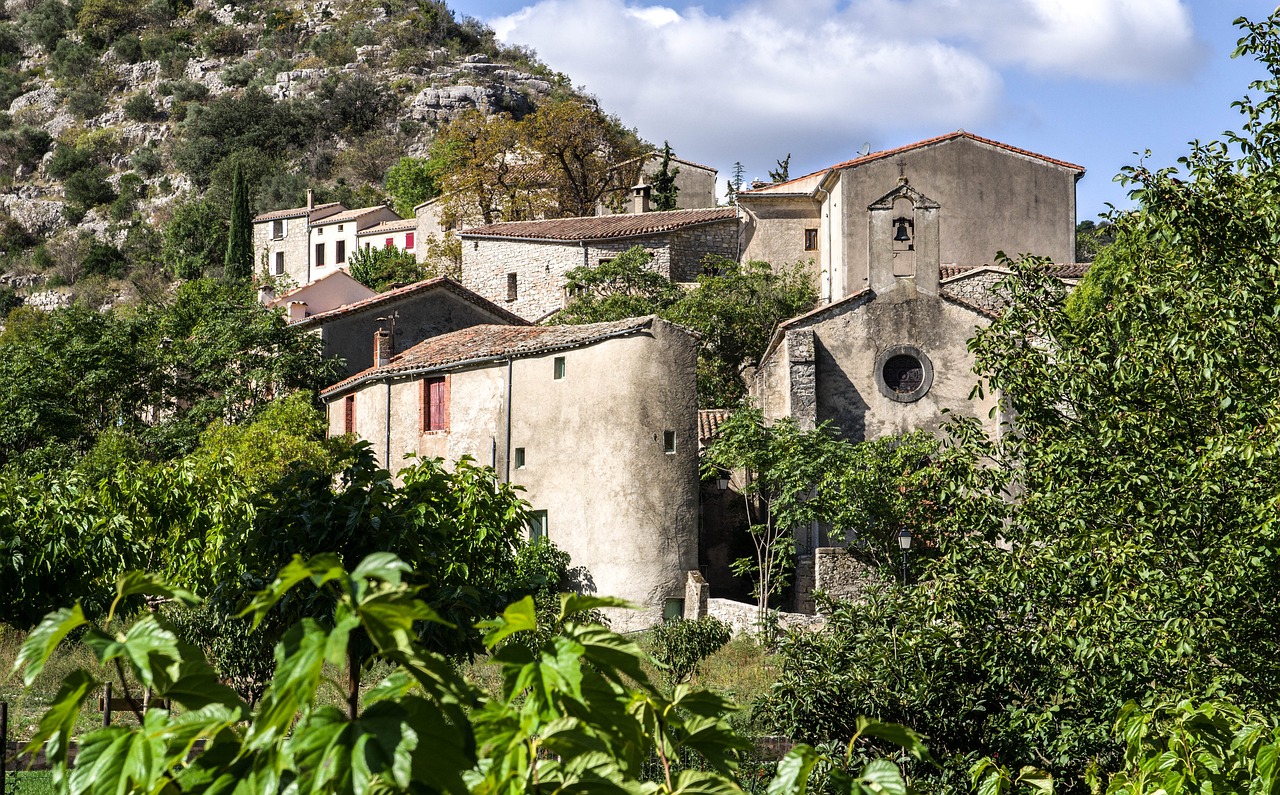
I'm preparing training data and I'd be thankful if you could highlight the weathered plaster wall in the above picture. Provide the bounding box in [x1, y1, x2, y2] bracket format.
[807, 288, 998, 441]
[327, 319, 700, 630]
[839, 137, 1077, 294]
[254, 216, 310, 286]
[738, 197, 821, 290]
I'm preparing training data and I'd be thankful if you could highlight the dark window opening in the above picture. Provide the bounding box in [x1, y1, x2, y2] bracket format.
[883, 355, 924, 395]
[663, 430, 676, 453]
[336, 240, 346, 263]
[514, 447, 526, 469]
[343, 395, 355, 434]
[315, 243, 325, 266]
[553, 356, 566, 380]
[506, 273, 518, 301]
[804, 228, 818, 251]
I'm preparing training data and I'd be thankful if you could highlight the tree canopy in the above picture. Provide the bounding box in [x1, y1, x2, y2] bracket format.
[759, 11, 1280, 791]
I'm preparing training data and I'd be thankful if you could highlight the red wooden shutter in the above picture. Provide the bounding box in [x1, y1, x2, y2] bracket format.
[426, 378, 447, 431]
[405, 232, 415, 250]
[343, 395, 355, 434]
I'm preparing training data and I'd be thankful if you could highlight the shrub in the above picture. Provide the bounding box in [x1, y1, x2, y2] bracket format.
[81, 241, 126, 278]
[66, 85, 106, 120]
[122, 91, 157, 121]
[202, 24, 247, 56]
[346, 241, 425, 291]
[109, 172, 144, 220]
[112, 34, 142, 62]
[647, 616, 733, 687]
[77, 0, 143, 40]
[49, 39, 98, 83]
[21, 0, 76, 52]
[219, 58, 258, 87]
[158, 79, 208, 101]
[131, 143, 162, 176]
[62, 164, 116, 210]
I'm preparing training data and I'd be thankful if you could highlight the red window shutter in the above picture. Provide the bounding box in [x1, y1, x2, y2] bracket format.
[424, 377, 447, 431]
[405, 232, 415, 250]
[385, 237, 394, 249]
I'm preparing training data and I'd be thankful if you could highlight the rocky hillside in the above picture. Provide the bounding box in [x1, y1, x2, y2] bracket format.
[0, 0, 583, 306]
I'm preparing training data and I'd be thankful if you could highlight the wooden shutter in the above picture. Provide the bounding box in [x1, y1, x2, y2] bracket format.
[423, 377, 447, 432]
[343, 395, 355, 434]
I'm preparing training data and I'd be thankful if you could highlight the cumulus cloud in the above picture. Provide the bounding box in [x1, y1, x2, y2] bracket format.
[487, 0, 1204, 187]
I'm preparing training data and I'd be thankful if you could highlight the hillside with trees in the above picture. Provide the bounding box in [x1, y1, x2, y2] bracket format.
[0, 0, 642, 308]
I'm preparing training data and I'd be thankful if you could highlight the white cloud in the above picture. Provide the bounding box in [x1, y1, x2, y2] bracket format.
[486, 0, 1205, 187]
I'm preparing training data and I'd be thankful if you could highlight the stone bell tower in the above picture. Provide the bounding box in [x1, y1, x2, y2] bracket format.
[867, 179, 941, 296]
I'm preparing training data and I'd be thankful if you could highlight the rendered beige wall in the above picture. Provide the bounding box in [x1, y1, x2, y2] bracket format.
[327, 320, 700, 630]
[839, 137, 1077, 294]
[808, 289, 998, 441]
[254, 216, 310, 287]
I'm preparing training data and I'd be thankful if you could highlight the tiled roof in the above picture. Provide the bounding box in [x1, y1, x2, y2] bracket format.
[253, 202, 343, 223]
[322, 316, 658, 397]
[460, 207, 738, 242]
[357, 218, 418, 235]
[939, 262, 1091, 282]
[313, 205, 399, 226]
[293, 276, 529, 330]
[266, 267, 370, 308]
[740, 131, 1085, 196]
[698, 409, 732, 448]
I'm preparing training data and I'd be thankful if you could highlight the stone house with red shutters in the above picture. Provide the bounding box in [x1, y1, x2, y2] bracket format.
[320, 315, 700, 630]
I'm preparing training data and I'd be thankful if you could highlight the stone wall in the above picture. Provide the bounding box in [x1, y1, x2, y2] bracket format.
[669, 220, 739, 281]
[814, 547, 887, 606]
[940, 269, 1010, 314]
[705, 598, 824, 636]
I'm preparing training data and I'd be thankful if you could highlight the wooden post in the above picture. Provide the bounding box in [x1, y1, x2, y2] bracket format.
[1, 700, 8, 795]
[103, 682, 112, 728]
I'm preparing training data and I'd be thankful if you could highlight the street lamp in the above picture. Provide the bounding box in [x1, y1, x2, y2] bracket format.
[896, 528, 912, 586]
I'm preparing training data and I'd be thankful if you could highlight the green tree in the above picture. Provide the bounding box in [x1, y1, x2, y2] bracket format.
[223, 162, 252, 281]
[163, 196, 227, 280]
[760, 12, 1280, 790]
[554, 245, 683, 323]
[12, 554, 924, 795]
[384, 156, 443, 218]
[651, 140, 680, 211]
[667, 257, 816, 407]
[1074, 218, 1115, 262]
[700, 408, 851, 627]
[346, 244, 427, 292]
[769, 153, 791, 183]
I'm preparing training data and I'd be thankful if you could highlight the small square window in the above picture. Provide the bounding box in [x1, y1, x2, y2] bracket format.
[663, 598, 685, 622]
[527, 510, 547, 541]
[317, 226, 324, 235]
[804, 228, 818, 251]
[514, 447, 526, 469]
[553, 356, 565, 380]
[337, 224, 344, 231]
[663, 430, 676, 454]
[506, 273, 518, 302]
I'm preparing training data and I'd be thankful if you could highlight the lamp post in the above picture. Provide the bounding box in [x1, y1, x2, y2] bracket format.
[897, 528, 912, 586]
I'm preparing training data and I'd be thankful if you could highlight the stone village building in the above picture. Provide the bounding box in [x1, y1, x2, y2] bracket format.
[292, 276, 528, 380]
[247, 131, 1089, 625]
[456, 204, 739, 321]
[319, 316, 700, 630]
[252, 192, 403, 288]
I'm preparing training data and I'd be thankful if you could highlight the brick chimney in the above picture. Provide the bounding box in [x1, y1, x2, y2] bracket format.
[631, 181, 651, 214]
[375, 328, 393, 367]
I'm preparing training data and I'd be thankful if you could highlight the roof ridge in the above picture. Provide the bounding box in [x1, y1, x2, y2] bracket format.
[740, 131, 1084, 195]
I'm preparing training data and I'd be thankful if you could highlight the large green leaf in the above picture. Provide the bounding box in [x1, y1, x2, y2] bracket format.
[14, 604, 87, 685]
[767, 745, 819, 795]
[24, 668, 97, 764]
[482, 595, 538, 648]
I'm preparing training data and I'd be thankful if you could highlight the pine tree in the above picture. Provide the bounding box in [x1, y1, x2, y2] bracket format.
[728, 161, 745, 206]
[223, 163, 253, 281]
[651, 141, 680, 211]
[768, 153, 791, 183]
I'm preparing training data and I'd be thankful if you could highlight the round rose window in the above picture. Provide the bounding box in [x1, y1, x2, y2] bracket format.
[875, 346, 933, 403]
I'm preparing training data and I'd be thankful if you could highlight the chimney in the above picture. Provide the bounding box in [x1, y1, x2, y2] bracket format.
[288, 301, 308, 322]
[257, 284, 276, 305]
[375, 328, 393, 367]
[631, 181, 651, 214]
[306, 188, 314, 210]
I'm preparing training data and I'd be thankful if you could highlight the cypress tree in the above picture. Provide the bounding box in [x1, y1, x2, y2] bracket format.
[223, 163, 252, 281]
[651, 141, 680, 211]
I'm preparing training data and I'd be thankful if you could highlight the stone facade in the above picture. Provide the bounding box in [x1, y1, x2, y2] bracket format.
[460, 217, 739, 321]
[321, 317, 700, 631]
[738, 132, 1083, 303]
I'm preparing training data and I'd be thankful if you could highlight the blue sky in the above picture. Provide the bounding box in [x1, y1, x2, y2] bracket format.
[450, 1, 1276, 222]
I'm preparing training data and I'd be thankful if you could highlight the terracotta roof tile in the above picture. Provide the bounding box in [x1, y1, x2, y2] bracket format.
[253, 202, 344, 223]
[357, 218, 418, 235]
[322, 316, 657, 397]
[461, 207, 738, 242]
[294, 276, 529, 330]
[939, 264, 980, 280]
[741, 131, 1085, 196]
[698, 409, 732, 447]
